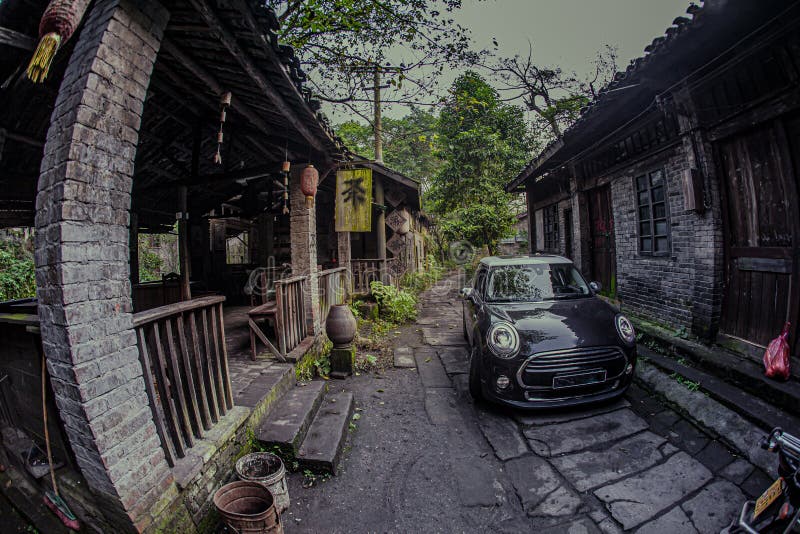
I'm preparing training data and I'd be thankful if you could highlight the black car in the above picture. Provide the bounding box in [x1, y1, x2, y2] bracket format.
[462, 255, 637, 409]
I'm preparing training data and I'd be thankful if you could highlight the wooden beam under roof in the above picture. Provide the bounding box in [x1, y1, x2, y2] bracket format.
[0, 27, 36, 51]
[186, 0, 329, 155]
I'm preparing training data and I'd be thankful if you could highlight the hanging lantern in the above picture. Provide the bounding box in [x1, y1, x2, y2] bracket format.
[300, 164, 319, 208]
[27, 0, 91, 83]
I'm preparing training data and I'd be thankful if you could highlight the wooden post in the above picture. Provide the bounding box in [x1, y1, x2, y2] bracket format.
[375, 176, 387, 281]
[374, 66, 383, 163]
[178, 185, 191, 301]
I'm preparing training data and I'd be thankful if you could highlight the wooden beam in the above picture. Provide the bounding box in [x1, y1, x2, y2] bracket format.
[159, 40, 281, 163]
[186, 0, 328, 154]
[178, 186, 191, 301]
[0, 27, 36, 51]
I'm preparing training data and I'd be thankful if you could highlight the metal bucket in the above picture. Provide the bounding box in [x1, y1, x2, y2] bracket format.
[213, 480, 282, 534]
[235, 452, 290, 514]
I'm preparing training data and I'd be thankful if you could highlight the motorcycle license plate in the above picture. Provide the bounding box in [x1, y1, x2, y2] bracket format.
[752, 477, 783, 520]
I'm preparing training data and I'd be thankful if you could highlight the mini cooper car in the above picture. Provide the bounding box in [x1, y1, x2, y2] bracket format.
[461, 255, 637, 408]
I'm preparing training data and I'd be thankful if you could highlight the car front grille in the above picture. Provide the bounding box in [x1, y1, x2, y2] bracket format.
[517, 346, 627, 390]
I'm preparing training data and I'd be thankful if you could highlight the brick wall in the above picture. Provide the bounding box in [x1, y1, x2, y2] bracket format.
[609, 144, 723, 336]
[34, 1, 174, 531]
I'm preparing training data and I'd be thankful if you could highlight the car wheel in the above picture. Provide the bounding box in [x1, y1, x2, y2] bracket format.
[468, 344, 483, 401]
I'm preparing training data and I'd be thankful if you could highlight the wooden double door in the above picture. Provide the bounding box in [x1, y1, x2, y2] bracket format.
[718, 119, 800, 357]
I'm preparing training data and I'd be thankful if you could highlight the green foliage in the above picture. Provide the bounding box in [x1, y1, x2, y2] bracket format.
[427, 72, 532, 253]
[336, 107, 444, 184]
[369, 281, 418, 323]
[399, 258, 443, 294]
[670, 373, 701, 392]
[296, 337, 334, 381]
[0, 240, 36, 301]
[139, 249, 163, 282]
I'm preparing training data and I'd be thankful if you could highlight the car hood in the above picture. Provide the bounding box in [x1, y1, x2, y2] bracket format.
[485, 298, 622, 355]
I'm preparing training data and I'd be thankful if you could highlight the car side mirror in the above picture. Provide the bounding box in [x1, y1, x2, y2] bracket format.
[589, 281, 602, 293]
[460, 287, 474, 299]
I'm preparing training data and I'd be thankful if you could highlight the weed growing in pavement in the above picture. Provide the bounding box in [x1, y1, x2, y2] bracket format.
[302, 469, 331, 488]
[670, 372, 701, 392]
[370, 281, 418, 323]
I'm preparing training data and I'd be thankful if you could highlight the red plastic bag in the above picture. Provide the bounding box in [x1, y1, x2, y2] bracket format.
[763, 322, 791, 381]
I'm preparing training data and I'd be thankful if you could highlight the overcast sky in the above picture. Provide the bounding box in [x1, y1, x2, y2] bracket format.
[327, 0, 694, 122]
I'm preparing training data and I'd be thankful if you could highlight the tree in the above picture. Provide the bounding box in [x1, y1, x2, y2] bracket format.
[428, 72, 531, 254]
[487, 43, 618, 142]
[267, 0, 481, 120]
[335, 107, 444, 186]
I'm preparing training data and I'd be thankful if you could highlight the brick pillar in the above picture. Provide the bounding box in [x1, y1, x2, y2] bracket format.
[34, 1, 173, 531]
[337, 231, 352, 294]
[290, 166, 320, 334]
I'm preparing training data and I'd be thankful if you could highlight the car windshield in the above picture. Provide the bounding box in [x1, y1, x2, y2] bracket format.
[485, 263, 591, 302]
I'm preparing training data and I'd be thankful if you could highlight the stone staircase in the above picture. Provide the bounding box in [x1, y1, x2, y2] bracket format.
[255, 379, 354, 473]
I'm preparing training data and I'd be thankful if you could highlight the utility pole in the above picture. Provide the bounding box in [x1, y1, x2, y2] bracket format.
[373, 65, 383, 163]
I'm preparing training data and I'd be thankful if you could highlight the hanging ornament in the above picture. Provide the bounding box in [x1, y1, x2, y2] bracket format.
[27, 0, 91, 83]
[300, 164, 319, 208]
[212, 91, 232, 165]
[281, 160, 290, 215]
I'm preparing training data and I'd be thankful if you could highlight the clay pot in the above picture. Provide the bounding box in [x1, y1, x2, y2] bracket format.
[325, 304, 357, 348]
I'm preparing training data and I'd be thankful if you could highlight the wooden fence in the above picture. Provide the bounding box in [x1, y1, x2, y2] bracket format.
[318, 267, 348, 325]
[351, 259, 386, 293]
[133, 296, 233, 466]
[274, 275, 309, 356]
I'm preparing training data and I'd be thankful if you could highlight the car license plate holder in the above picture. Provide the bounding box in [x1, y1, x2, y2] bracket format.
[752, 477, 783, 521]
[552, 369, 607, 389]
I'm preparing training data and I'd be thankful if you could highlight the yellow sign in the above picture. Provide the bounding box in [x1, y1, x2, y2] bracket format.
[335, 168, 372, 232]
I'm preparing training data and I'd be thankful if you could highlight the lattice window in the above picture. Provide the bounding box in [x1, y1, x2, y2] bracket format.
[635, 169, 670, 255]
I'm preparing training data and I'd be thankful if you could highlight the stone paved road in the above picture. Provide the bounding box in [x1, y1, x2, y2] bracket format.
[284, 273, 774, 533]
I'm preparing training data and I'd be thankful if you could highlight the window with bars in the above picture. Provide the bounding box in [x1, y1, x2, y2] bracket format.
[543, 204, 559, 252]
[635, 169, 670, 255]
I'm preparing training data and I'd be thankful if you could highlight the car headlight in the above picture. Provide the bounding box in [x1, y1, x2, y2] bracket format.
[487, 321, 520, 358]
[616, 314, 636, 344]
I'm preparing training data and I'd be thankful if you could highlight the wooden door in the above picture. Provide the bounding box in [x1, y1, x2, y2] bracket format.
[719, 121, 799, 351]
[587, 185, 616, 296]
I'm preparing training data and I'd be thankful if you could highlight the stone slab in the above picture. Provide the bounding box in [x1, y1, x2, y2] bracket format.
[422, 327, 468, 347]
[451, 456, 502, 507]
[636, 506, 698, 534]
[524, 409, 649, 457]
[539, 517, 601, 534]
[393, 347, 416, 368]
[233, 364, 295, 408]
[297, 391, 354, 473]
[551, 432, 668, 492]
[514, 398, 630, 426]
[720, 458, 754, 485]
[437, 347, 469, 375]
[680, 480, 744, 534]
[256, 380, 327, 451]
[594, 452, 713, 530]
[424, 388, 462, 425]
[505, 455, 582, 517]
[475, 408, 529, 461]
[415, 353, 452, 388]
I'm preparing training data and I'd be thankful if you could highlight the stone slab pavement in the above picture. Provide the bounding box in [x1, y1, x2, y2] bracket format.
[283, 273, 768, 533]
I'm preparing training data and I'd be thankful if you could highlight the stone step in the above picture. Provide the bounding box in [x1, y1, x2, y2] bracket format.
[296, 391, 354, 473]
[255, 380, 327, 454]
[232, 363, 295, 423]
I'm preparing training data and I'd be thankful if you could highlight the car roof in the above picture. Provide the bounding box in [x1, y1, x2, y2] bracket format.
[479, 254, 573, 267]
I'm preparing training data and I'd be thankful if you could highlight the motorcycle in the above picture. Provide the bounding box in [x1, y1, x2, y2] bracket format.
[723, 428, 800, 533]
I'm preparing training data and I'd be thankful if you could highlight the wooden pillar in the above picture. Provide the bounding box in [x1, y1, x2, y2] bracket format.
[375, 176, 387, 281]
[178, 185, 191, 301]
[129, 212, 139, 285]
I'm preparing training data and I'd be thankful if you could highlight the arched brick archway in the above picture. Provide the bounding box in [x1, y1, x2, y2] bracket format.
[34, 0, 175, 530]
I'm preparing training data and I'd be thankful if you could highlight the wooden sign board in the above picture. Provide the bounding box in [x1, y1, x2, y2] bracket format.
[335, 168, 372, 232]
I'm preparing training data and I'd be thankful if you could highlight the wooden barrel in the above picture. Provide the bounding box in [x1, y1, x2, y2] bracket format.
[213, 481, 282, 534]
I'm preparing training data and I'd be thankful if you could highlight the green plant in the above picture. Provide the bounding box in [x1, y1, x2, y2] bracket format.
[0, 240, 36, 301]
[296, 337, 333, 381]
[369, 281, 417, 323]
[670, 372, 701, 392]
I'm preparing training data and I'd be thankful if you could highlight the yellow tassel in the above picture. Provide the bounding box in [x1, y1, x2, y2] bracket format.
[26, 33, 62, 83]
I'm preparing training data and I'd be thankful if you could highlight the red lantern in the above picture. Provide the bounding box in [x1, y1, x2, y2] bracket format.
[300, 164, 319, 208]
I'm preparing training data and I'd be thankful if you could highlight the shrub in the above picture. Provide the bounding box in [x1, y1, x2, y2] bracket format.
[369, 281, 418, 323]
[0, 241, 36, 301]
[399, 258, 444, 294]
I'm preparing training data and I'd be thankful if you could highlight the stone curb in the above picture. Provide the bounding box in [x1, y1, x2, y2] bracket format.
[635, 360, 777, 477]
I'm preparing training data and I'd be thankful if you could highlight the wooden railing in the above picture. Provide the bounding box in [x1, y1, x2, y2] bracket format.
[318, 267, 348, 324]
[351, 259, 386, 293]
[274, 275, 309, 356]
[133, 296, 233, 466]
